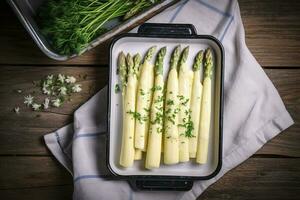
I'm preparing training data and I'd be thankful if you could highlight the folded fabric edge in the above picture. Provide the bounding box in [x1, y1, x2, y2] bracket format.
[180, 109, 294, 200]
[44, 132, 73, 175]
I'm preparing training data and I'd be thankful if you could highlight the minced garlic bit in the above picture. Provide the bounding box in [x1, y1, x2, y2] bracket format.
[47, 74, 53, 80]
[52, 98, 62, 107]
[24, 95, 34, 106]
[42, 82, 51, 95]
[43, 98, 50, 109]
[32, 103, 41, 111]
[58, 74, 65, 83]
[72, 84, 82, 93]
[14, 107, 20, 114]
[58, 86, 67, 95]
[65, 76, 76, 83]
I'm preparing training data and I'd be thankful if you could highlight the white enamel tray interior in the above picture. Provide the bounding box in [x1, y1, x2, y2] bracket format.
[109, 37, 222, 177]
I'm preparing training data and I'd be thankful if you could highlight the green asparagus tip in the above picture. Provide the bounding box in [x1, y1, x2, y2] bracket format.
[170, 45, 181, 69]
[133, 53, 142, 75]
[179, 46, 189, 68]
[118, 52, 128, 92]
[117, 52, 126, 73]
[204, 48, 213, 77]
[193, 50, 204, 71]
[204, 48, 213, 67]
[126, 53, 134, 74]
[133, 53, 142, 67]
[155, 47, 167, 75]
[144, 46, 157, 62]
[160, 46, 167, 56]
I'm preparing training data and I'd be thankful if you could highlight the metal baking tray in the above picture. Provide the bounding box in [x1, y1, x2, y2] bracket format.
[107, 23, 224, 191]
[6, 0, 179, 61]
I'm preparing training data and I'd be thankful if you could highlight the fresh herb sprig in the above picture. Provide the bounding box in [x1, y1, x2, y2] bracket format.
[37, 0, 160, 55]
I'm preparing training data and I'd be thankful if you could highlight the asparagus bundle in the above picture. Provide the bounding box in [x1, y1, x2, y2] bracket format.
[118, 46, 213, 168]
[119, 53, 141, 167]
[196, 48, 213, 164]
[135, 46, 157, 151]
[163, 46, 181, 165]
[177, 47, 194, 162]
[189, 50, 204, 158]
[145, 47, 167, 169]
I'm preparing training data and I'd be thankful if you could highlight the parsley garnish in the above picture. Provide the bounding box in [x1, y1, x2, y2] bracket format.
[126, 110, 147, 123]
[115, 84, 120, 93]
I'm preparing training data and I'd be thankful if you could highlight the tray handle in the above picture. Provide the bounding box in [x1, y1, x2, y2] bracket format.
[129, 179, 193, 191]
[138, 23, 197, 36]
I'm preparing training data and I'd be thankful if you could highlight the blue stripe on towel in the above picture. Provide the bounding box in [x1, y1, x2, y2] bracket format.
[169, 0, 189, 23]
[219, 15, 234, 42]
[73, 132, 105, 140]
[195, 0, 235, 42]
[74, 175, 103, 182]
[196, 0, 232, 17]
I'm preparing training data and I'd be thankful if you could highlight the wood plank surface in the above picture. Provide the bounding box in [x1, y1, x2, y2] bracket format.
[0, 185, 73, 200]
[199, 158, 300, 200]
[0, 157, 299, 199]
[0, 0, 299, 66]
[239, 0, 300, 67]
[0, 157, 72, 189]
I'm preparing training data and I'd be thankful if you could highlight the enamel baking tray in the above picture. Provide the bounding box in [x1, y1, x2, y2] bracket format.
[107, 23, 224, 191]
[6, 0, 179, 61]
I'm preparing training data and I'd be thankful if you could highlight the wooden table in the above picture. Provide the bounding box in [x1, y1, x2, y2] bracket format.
[0, 0, 299, 199]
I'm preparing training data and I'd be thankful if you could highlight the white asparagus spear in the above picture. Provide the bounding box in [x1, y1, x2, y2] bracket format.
[163, 45, 181, 165]
[119, 53, 139, 167]
[134, 149, 142, 160]
[189, 50, 204, 158]
[134, 46, 156, 151]
[196, 48, 213, 164]
[178, 47, 193, 162]
[145, 47, 166, 169]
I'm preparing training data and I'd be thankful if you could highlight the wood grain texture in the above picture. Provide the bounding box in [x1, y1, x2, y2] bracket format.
[198, 158, 300, 200]
[0, 156, 72, 189]
[0, 0, 299, 66]
[0, 185, 73, 200]
[0, 157, 299, 199]
[239, 0, 300, 67]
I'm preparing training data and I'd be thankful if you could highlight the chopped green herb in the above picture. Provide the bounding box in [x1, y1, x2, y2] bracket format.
[140, 89, 146, 96]
[143, 108, 150, 113]
[178, 110, 194, 138]
[166, 99, 174, 105]
[115, 84, 120, 93]
[127, 110, 147, 123]
[154, 95, 164, 104]
[37, 0, 159, 55]
[177, 95, 184, 101]
[181, 98, 189, 106]
[152, 85, 162, 92]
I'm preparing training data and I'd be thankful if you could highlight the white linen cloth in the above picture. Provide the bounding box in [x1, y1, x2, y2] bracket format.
[44, 0, 294, 199]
